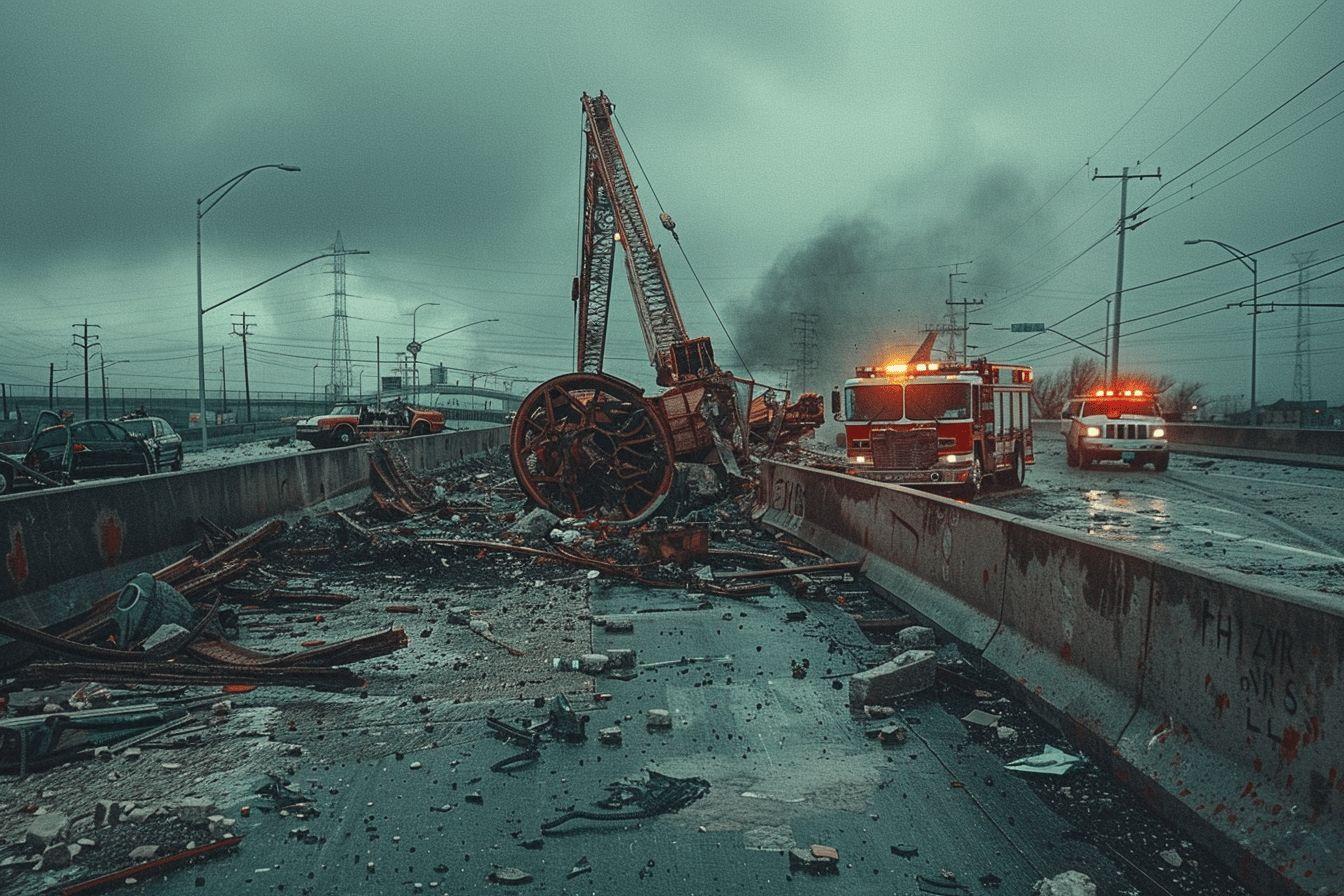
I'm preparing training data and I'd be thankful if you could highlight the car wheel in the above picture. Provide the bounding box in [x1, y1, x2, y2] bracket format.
[334, 426, 356, 446]
[171, 449, 183, 471]
[411, 421, 430, 436]
[0, 468, 11, 495]
[1153, 453, 1169, 472]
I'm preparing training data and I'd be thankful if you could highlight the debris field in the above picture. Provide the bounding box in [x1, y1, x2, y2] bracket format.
[0, 443, 1252, 894]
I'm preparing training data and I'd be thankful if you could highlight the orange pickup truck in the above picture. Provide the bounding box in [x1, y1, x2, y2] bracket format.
[295, 402, 446, 448]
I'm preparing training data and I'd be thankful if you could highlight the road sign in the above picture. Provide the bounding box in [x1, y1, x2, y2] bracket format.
[406, 340, 422, 356]
[1010, 323, 1046, 332]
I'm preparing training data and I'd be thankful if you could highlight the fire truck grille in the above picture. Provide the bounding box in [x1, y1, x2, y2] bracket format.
[871, 428, 939, 469]
[1104, 423, 1149, 439]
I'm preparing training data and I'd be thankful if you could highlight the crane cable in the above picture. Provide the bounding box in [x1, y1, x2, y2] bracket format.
[612, 113, 755, 381]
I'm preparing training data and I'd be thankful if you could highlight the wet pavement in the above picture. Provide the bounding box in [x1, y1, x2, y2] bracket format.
[982, 431, 1344, 595]
[0, 448, 1264, 895]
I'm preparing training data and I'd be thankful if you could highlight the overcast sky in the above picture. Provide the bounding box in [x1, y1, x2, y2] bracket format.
[2, 0, 1341, 412]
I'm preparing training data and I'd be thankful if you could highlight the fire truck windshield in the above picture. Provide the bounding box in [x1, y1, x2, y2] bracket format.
[904, 383, 972, 421]
[1081, 397, 1159, 418]
[845, 384, 902, 421]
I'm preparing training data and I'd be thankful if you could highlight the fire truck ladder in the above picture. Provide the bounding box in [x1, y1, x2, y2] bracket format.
[576, 92, 689, 379]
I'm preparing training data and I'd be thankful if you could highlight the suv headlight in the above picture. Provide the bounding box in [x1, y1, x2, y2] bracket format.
[1085, 426, 1101, 438]
[1151, 427, 1165, 438]
[942, 454, 959, 463]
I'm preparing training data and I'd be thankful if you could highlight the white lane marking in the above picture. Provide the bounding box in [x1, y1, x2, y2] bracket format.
[1186, 526, 1344, 563]
[1202, 471, 1344, 493]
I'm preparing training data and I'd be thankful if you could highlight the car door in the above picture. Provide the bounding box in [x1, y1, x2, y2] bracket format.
[103, 422, 149, 473]
[67, 422, 110, 476]
[156, 419, 181, 464]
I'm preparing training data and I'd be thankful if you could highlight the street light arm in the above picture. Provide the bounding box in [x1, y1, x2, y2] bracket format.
[198, 164, 301, 218]
[1185, 238, 1255, 276]
[202, 251, 369, 315]
[420, 318, 499, 345]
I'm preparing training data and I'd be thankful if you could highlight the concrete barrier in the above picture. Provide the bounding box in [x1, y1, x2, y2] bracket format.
[756, 460, 1342, 896]
[0, 428, 509, 617]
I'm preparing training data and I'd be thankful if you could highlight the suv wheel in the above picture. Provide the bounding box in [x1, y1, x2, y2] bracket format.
[1153, 453, 1170, 472]
[334, 426, 356, 446]
[1065, 442, 1079, 467]
[411, 421, 430, 436]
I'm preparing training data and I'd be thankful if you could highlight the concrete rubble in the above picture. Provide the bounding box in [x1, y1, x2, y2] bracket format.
[0, 442, 1255, 895]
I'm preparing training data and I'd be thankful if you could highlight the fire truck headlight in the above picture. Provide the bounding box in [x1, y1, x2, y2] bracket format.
[942, 454, 959, 463]
[853, 455, 869, 465]
[1152, 427, 1165, 438]
[1085, 426, 1102, 438]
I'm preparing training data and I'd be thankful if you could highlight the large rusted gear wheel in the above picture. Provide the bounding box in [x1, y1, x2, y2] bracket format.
[509, 372, 676, 523]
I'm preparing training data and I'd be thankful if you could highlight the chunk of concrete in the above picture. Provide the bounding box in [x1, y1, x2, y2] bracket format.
[577, 653, 609, 673]
[508, 508, 559, 538]
[848, 649, 934, 708]
[646, 708, 672, 729]
[1032, 870, 1097, 896]
[169, 797, 215, 826]
[896, 625, 935, 651]
[598, 725, 623, 745]
[128, 845, 160, 862]
[25, 812, 69, 849]
[40, 843, 78, 870]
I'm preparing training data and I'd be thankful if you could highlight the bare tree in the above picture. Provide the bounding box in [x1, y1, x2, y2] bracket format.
[1032, 357, 1104, 417]
[1161, 381, 1206, 420]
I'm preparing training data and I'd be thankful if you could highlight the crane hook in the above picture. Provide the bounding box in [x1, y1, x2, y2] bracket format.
[659, 212, 679, 242]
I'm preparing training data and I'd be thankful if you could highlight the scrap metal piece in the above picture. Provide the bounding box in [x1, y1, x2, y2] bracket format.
[59, 835, 243, 895]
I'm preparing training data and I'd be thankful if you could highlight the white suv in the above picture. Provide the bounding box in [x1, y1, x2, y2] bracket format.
[1062, 390, 1168, 471]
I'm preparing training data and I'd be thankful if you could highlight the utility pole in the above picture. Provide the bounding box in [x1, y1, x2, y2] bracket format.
[71, 319, 101, 419]
[376, 336, 382, 410]
[98, 358, 109, 418]
[1291, 252, 1316, 402]
[945, 265, 972, 361]
[48, 363, 54, 408]
[789, 312, 818, 394]
[231, 311, 256, 422]
[220, 346, 227, 417]
[1092, 166, 1160, 384]
[946, 268, 983, 365]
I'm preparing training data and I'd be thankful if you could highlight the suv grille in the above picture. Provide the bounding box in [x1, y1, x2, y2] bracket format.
[871, 427, 938, 469]
[1105, 423, 1148, 439]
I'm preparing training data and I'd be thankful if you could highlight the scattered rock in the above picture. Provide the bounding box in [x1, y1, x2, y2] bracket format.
[40, 843, 78, 870]
[1032, 870, 1097, 896]
[169, 797, 215, 826]
[128, 845, 160, 862]
[646, 708, 672, 729]
[25, 811, 70, 849]
[678, 463, 723, 503]
[487, 866, 533, 885]
[996, 725, 1019, 741]
[598, 725, 623, 745]
[1159, 848, 1182, 868]
[896, 625, 935, 650]
[508, 508, 560, 538]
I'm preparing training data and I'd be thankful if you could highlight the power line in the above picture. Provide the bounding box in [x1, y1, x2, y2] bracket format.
[1140, 0, 1333, 162]
[1143, 56, 1344, 205]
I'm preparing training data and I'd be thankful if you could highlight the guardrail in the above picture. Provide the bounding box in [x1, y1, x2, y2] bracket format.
[0, 427, 509, 613]
[755, 460, 1341, 896]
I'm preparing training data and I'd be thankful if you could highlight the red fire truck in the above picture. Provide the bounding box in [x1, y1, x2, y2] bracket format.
[830, 359, 1034, 498]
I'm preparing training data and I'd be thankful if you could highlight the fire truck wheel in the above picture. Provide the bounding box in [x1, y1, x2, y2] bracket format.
[1153, 453, 1169, 472]
[334, 426, 356, 446]
[958, 452, 984, 500]
[1065, 442, 1079, 467]
[1003, 446, 1026, 487]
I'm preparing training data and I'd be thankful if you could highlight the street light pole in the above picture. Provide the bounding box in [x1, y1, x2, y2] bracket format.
[312, 364, 320, 405]
[1184, 238, 1259, 424]
[196, 164, 300, 450]
[406, 302, 440, 395]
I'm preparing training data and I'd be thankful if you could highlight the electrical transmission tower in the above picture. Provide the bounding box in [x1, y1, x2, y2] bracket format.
[1291, 252, 1315, 402]
[327, 231, 363, 401]
[790, 312, 818, 393]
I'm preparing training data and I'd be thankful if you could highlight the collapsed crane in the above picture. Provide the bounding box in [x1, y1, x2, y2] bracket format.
[508, 91, 823, 522]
